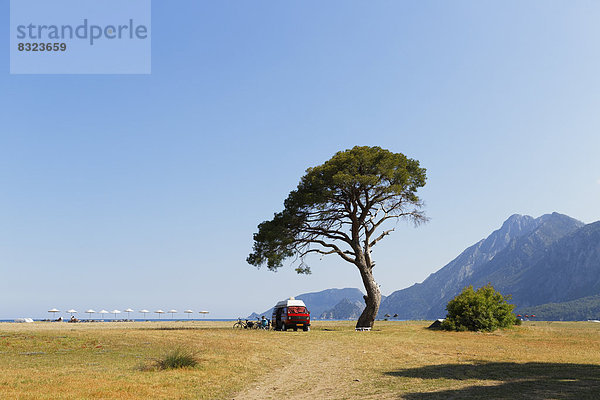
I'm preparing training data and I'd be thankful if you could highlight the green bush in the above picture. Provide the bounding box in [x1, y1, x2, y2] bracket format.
[442, 284, 517, 332]
[156, 347, 199, 370]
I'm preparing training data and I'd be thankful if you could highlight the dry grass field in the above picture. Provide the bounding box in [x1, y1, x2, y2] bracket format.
[1, 320, 599, 399]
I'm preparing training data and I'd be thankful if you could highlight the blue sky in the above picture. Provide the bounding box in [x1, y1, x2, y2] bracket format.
[1, 1, 599, 319]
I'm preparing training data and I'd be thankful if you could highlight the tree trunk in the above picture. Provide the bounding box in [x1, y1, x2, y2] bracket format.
[356, 265, 381, 329]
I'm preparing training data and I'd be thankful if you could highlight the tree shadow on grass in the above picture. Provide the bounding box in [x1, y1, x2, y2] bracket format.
[385, 362, 600, 399]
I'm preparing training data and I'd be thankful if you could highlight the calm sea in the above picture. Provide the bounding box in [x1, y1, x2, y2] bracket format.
[0, 319, 235, 323]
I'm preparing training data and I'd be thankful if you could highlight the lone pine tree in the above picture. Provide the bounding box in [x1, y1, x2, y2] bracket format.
[247, 146, 427, 328]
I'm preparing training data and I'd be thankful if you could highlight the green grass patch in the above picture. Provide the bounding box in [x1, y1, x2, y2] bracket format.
[154, 347, 199, 370]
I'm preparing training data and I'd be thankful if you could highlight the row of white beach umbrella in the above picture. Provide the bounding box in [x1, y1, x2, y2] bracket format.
[47, 308, 209, 319]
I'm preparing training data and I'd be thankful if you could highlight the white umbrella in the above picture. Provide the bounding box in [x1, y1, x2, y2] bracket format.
[139, 309, 149, 319]
[199, 310, 209, 319]
[111, 309, 121, 319]
[85, 309, 96, 319]
[184, 310, 194, 319]
[67, 309, 77, 317]
[168, 309, 177, 319]
[124, 308, 134, 319]
[99, 310, 109, 320]
[155, 310, 164, 319]
[48, 308, 60, 319]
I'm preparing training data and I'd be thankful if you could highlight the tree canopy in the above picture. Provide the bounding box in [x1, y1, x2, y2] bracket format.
[247, 146, 427, 328]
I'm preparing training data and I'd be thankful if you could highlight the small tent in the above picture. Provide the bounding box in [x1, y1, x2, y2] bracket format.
[428, 319, 445, 330]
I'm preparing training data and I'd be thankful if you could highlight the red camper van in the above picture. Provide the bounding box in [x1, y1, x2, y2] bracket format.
[272, 297, 310, 331]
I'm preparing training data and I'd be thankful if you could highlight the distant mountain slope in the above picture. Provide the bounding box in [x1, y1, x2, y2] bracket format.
[519, 295, 600, 321]
[510, 220, 600, 307]
[249, 288, 365, 319]
[379, 213, 585, 319]
[319, 298, 364, 320]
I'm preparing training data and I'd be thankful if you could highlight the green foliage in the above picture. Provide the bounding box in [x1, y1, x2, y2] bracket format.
[246, 211, 298, 271]
[156, 347, 199, 370]
[247, 146, 427, 273]
[442, 284, 517, 332]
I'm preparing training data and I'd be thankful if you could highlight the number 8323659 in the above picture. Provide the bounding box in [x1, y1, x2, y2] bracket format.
[18, 43, 67, 52]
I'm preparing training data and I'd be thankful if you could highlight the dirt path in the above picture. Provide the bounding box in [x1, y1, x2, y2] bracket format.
[233, 332, 362, 400]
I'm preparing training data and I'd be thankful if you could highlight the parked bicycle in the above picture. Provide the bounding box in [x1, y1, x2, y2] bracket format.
[232, 317, 271, 329]
[233, 318, 251, 329]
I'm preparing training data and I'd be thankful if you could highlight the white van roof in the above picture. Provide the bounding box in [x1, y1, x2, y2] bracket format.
[274, 297, 306, 308]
